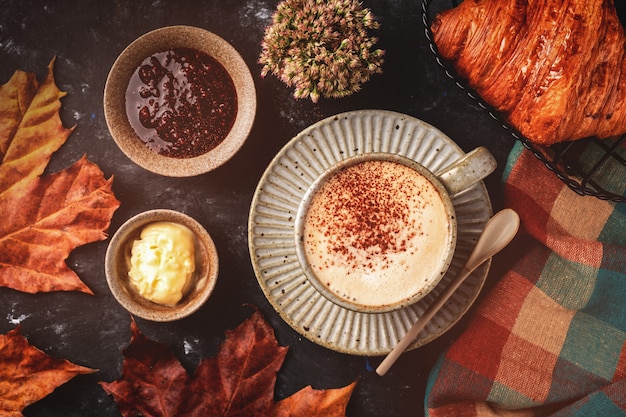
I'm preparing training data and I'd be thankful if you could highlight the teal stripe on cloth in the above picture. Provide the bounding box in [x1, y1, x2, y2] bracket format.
[560, 312, 624, 381]
[583, 269, 626, 331]
[601, 203, 626, 245]
[502, 141, 525, 183]
[551, 390, 625, 417]
[578, 141, 626, 196]
[424, 354, 443, 408]
[535, 253, 596, 310]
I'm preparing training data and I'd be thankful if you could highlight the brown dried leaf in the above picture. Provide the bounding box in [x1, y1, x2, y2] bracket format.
[183, 308, 289, 416]
[101, 309, 357, 417]
[0, 326, 96, 417]
[99, 318, 192, 417]
[0, 60, 120, 294]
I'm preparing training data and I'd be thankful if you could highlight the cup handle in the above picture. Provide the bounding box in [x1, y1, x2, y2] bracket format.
[435, 146, 496, 196]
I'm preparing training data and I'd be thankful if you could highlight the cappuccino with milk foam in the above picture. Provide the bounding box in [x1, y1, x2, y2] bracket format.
[301, 159, 453, 311]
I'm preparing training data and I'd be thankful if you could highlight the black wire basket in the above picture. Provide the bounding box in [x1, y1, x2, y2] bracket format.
[422, 0, 626, 203]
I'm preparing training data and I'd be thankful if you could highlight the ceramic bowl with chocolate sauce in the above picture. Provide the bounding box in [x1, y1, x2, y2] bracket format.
[105, 209, 219, 321]
[104, 25, 256, 176]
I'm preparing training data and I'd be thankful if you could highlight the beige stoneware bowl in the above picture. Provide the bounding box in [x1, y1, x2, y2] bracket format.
[104, 25, 256, 176]
[105, 209, 219, 321]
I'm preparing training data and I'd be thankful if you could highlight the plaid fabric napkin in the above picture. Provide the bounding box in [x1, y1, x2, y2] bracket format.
[425, 140, 626, 416]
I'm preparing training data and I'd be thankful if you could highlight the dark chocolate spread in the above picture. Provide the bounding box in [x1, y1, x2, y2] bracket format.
[125, 47, 237, 158]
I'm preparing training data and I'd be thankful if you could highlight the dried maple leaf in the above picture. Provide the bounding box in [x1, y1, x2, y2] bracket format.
[0, 60, 120, 294]
[272, 383, 357, 417]
[101, 309, 357, 417]
[0, 58, 71, 193]
[0, 326, 96, 417]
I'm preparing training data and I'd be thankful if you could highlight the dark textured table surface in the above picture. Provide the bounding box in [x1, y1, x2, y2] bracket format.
[0, 1, 520, 416]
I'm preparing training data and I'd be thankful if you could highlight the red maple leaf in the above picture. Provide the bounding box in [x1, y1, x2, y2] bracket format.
[101, 308, 357, 417]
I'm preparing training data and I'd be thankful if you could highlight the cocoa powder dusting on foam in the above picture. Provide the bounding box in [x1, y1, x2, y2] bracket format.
[307, 160, 428, 273]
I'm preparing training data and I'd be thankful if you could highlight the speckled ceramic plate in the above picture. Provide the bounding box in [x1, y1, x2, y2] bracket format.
[248, 110, 493, 356]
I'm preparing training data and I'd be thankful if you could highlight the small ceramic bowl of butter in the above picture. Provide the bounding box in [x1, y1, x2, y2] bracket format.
[105, 209, 218, 321]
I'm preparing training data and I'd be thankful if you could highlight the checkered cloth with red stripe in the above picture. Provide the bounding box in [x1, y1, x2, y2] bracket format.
[426, 141, 626, 416]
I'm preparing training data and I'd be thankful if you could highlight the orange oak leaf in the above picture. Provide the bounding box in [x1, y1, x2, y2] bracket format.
[0, 61, 120, 294]
[100, 309, 357, 417]
[0, 326, 96, 417]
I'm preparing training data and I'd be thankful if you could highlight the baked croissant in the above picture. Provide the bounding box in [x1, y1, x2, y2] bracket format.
[431, 0, 626, 146]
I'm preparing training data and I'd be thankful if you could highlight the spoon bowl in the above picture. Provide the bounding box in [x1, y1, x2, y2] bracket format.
[463, 209, 521, 273]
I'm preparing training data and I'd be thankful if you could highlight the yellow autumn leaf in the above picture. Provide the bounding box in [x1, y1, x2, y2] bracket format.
[0, 59, 120, 294]
[0, 58, 73, 194]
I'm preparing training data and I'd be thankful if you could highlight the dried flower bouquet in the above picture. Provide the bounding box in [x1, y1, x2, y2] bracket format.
[259, 0, 385, 102]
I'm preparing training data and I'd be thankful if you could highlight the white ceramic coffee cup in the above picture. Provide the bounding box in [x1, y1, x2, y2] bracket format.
[294, 147, 495, 313]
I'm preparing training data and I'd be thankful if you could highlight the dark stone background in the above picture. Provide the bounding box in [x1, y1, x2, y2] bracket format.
[0, 1, 525, 416]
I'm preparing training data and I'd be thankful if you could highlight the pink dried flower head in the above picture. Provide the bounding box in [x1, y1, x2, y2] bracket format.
[259, 0, 385, 103]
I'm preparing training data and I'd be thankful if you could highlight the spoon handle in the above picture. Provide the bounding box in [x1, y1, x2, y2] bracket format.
[375, 264, 474, 376]
[376, 208, 519, 376]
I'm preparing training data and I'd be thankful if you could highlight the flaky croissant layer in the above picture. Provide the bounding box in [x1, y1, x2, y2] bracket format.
[432, 0, 626, 146]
